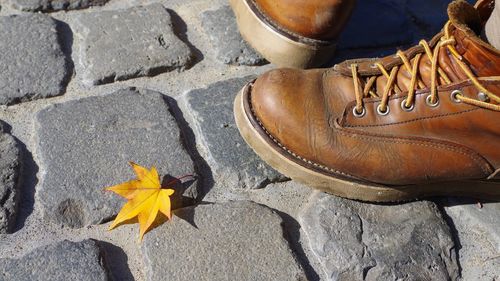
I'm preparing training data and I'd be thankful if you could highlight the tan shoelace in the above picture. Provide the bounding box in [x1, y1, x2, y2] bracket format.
[350, 21, 500, 117]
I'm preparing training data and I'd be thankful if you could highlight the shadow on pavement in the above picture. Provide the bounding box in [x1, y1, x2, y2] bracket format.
[3, 122, 40, 233]
[97, 240, 135, 281]
[54, 19, 74, 92]
[272, 208, 321, 281]
[163, 95, 216, 201]
[168, 8, 205, 68]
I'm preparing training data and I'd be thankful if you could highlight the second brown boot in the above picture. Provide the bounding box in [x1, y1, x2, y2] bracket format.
[234, 0, 500, 202]
[230, 0, 356, 69]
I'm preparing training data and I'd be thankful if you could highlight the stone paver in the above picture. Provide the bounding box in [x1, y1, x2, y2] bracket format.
[9, 0, 108, 12]
[74, 3, 193, 86]
[0, 1, 498, 280]
[299, 193, 459, 281]
[182, 76, 285, 189]
[0, 239, 108, 281]
[201, 6, 267, 66]
[142, 201, 306, 281]
[0, 14, 70, 105]
[444, 200, 500, 280]
[0, 123, 21, 234]
[36, 88, 196, 228]
[446, 201, 500, 244]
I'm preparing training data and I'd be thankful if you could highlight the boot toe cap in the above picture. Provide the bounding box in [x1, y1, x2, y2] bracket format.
[249, 68, 329, 156]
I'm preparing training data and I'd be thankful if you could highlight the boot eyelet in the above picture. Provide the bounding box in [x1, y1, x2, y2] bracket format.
[450, 90, 462, 103]
[377, 104, 390, 116]
[425, 95, 440, 107]
[478, 92, 489, 102]
[370, 64, 377, 69]
[352, 106, 366, 118]
[400, 98, 414, 112]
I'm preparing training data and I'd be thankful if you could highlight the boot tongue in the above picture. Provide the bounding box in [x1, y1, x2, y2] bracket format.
[448, 0, 500, 77]
[365, 0, 499, 96]
[384, 0, 500, 93]
[448, 0, 482, 35]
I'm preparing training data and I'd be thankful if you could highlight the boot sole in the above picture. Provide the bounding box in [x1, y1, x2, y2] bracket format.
[234, 82, 500, 202]
[229, 0, 337, 69]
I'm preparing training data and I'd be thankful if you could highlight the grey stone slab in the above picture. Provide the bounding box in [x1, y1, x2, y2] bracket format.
[36, 88, 197, 228]
[0, 239, 108, 281]
[74, 4, 193, 86]
[0, 124, 21, 234]
[201, 6, 267, 66]
[143, 201, 306, 281]
[182, 76, 285, 190]
[205, 179, 314, 213]
[0, 14, 69, 105]
[10, 0, 108, 12]
[446, 200, 500, 244]
[444, 200, 500, 280]
[299, 193, 459, 281]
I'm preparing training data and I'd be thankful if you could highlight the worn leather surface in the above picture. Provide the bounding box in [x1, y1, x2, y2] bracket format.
[250, 0, 500, 185]
[253, 0, 356, 41]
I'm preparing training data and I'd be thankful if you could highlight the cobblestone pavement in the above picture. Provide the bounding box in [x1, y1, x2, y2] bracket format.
[0, 0, 498, 280]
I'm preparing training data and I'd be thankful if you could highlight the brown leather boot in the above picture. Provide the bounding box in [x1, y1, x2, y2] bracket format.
[229, 0, 356, 69]
[234, 0, 500, 202]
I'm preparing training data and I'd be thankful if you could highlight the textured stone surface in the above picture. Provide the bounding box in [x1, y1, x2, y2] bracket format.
[0, 123, 21, 234]
[74, 3, 193, 85]
[299, 193, 459, 281]
[143, 201, 306, 281]
[182, 76, 285, 189]
[36, 88, 196, 227]
[444, 200, 500, 280]
[446, 201, 500, 244]
[0, 239, 108, 281]
[204, 179, 314, 215]
[201, 6, 266, 66]
[10, 0, 108, 12]
[0, 0, 495, 280]
[0, 14, 69, 105]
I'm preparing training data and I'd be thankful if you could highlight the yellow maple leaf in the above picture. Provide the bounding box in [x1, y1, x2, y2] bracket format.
[106, 162, 175, 242]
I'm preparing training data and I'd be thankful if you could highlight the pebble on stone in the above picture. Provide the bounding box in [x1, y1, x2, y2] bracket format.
[201, 6, 267, 66]
[0, 239, 108, 281]
[0, 14, 70, 105]
[74, 3, 193, 86]
[0, 123, 22, 234]
[9, 0, 108, 12]
[182, 76, 285, 190]
[35, 88, 197, 228]
[299, 193, 459, 281]
[143, 201, 306, 281]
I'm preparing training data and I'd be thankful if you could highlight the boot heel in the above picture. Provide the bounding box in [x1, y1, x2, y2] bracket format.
[229, 0, 337, 69]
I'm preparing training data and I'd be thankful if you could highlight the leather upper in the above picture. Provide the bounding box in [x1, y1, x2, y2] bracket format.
[250, 0, 500, 185]
[253, 0, 356, 41]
